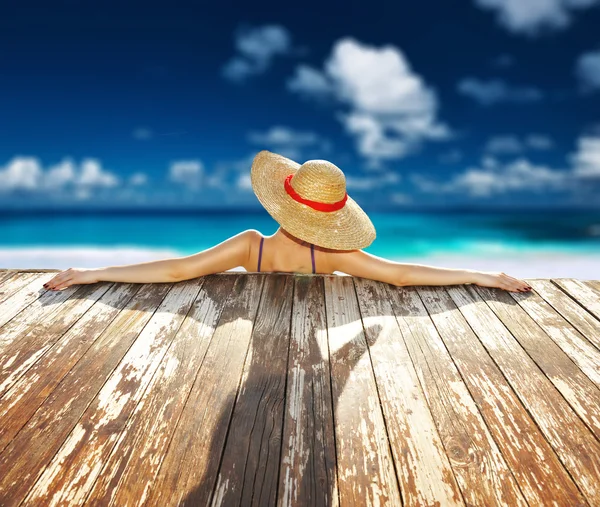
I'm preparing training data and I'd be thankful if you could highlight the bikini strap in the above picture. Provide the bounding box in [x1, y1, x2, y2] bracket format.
[257, 237, 264, 272]
[311, 243, 316, 274]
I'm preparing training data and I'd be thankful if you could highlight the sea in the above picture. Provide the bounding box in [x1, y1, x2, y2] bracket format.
[1, 209, 599, 280]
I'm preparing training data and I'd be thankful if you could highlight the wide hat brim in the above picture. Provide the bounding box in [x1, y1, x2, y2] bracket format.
[251, 150, 376, 250]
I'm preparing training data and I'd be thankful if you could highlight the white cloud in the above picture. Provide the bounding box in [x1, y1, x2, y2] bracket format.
[247, 126, 332, 161]
[473, 0, 600, 36]
[412, 157, 567, 197]
[133, 127, 153, 140]
[485, 134, 553, 154]
[79, 159, 120, 187]
[458, 78, 543, 105]
[576, 49, 600, 93]
[130, 172, 148, 185]
[287, 64, 333, 98]
[287, 38, 451, 164]
[169, 160, 204, 190]
[571, 136, 600, 178]
[0, 156, 120, 194]
[222, 25, 294, 82]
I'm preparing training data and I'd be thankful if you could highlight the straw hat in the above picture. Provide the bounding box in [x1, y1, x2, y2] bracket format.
[250, 150, 376, 250]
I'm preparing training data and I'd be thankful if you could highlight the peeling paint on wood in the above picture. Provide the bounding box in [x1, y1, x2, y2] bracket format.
[0, 272, 598, 506]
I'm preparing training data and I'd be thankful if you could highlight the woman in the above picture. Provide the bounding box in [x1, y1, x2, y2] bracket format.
[42, 150, 532, 293]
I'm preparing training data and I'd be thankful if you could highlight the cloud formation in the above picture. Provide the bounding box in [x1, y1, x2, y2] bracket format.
[571, 135, 600, 177]
[473, 0, 600, 36]
[457, 78, 544, 105]
[576, 49, 600, 93]
[411, 156, 567, 197]
[247, 125, 331, 161]
[485, 134, 553, 154]
[169, 160, 204, 190]
[0, 157, 121, 200]
[222, 25, 295, 82]
[287, 38, 451, 166]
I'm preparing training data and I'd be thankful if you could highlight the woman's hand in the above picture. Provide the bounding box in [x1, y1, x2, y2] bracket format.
[43, 268, 100, 291]
[472, 271, 532, 293]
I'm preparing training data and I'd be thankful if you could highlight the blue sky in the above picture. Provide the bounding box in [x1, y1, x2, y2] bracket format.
[1, 0, 599, 210]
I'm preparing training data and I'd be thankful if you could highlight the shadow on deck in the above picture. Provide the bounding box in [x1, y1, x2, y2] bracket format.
[0, 269, 599, 506]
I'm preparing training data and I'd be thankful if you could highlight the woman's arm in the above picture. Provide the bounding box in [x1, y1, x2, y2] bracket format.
[42, 230, 257, 290]
[330, 249, 531, 292]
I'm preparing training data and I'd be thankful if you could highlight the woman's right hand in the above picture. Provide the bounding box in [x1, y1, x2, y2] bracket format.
[43, 267, 101, 291]
[472, 271, 532, 293]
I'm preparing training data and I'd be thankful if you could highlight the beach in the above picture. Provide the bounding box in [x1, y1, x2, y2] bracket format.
[1, 210, 598, 280]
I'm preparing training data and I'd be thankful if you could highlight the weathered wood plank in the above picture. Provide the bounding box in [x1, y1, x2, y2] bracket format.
[0, 272, 38, 305]
[277, 276, 339, 507]
[0, 282, 174, 505]
[485, 285, 600, 435]
[448, 284, 600, 504]
[553, 278, 600, 321]
[211, 274, 294, 507]
[530, 279, 600, 352]
[0, 282, 140, 452]
[0, 273, 58, 329]
[0, 271, 19, 288]
[410, 285, 586, 506]
[0, 280, 102, 353]
[324, 275, 401, 506]
[354, 279, 465, 506]
[20, 278, 205, 505]
[399, 283, 527, 506]
[83, 274, 238, 506]
[0, 282, 115, 399]
[144, 274, 264, 507]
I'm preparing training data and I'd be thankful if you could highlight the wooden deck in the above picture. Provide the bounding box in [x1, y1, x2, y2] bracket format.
[0, 270, 599, 506]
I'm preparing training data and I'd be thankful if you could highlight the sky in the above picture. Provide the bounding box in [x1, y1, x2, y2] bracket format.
[1, 0, 599, 210]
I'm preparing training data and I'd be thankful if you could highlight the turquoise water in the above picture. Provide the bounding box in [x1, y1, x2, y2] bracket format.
[1, 209, 599, 278]
[1, 209, 599, 256]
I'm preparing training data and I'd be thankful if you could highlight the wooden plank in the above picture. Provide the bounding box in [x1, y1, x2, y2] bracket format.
[410, 285, 586, 506]
[83, 274, 238, 506]
[324, 275, 402, 506]
[0, 273, 54, 328]
[496, 285, 600, 422]
[0, 282, 141, 452]
[0, 272, 37, 305]
[210, 274, 294, 506]
[0, 282, 115, 399]
[355, 279, 465, 506]
[143, 274, 264, 507]
[20, 277, 206, 505]
[585, 280, 600, 292]
[530, 279, 600, 352]
[448, 284, 600, 504]
[0, 279, 102, 352]
[553, 278, 600, 321]
[277, 275, 338, 507]
[0, 281, 174, 504]
[0, 271, 19, 287]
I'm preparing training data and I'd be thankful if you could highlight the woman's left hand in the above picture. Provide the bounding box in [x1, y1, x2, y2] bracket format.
[43, 267, 100, 291]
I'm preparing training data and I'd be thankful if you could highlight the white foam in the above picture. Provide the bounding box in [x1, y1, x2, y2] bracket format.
[0, 246, 597, 280]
